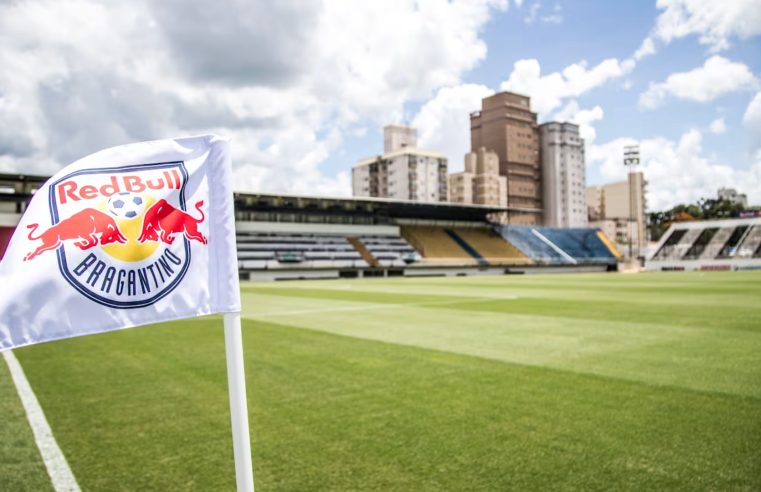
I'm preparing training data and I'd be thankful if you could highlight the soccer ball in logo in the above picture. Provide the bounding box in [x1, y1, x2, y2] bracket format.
[108, 192, 145, 219]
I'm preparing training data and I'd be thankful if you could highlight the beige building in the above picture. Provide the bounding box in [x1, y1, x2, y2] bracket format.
[448, 147, 507, 207]
[587, 171, 647, 256]
[352, 125, 448, 202]
[470, 91, 542, 224]
[539, 122, 587, 228]
[383, 124, 417, 153]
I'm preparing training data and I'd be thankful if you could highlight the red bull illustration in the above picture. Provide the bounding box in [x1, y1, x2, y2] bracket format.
[137, 199, 208, 245]
[31, 161, 204, 308]
[24, 208, 127, 261]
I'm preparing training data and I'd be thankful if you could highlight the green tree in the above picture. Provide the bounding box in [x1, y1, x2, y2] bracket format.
[648, 199, 743, 241]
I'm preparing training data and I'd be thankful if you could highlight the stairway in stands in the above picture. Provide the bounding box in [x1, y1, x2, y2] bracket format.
[655, 228, 702, 260]
[698, 227, 734, 259]
[347, 237, 380, 267]
[444, 229, 489, 266]
[737, 226, 761, 257]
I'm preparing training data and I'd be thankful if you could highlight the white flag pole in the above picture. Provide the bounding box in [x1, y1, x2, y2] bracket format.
[223, 312, 255, 492]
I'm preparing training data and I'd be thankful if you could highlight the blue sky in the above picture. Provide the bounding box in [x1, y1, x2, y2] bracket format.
[1, 0, 760, 210]
[323, 1, 761, 209]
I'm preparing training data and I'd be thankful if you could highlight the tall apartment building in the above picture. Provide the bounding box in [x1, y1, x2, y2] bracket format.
[586, 171, 647, 257]
[539, 122, 587, 227]
[470, 91, 542, 224]
[352, 125, 448, 202]
[448, 147, 507, 207]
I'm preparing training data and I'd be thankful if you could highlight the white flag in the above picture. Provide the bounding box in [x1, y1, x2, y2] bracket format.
[0, 135, 241, 350]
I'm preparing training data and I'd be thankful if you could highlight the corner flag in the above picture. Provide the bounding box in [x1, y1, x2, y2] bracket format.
[0, 135, 254, 491]
[0, 135, 240, 348]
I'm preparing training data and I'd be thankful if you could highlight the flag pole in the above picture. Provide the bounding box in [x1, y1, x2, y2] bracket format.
[223, 312, 255, 492]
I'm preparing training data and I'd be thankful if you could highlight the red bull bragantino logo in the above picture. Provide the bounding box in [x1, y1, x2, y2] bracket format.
[25, 162, 206, 308]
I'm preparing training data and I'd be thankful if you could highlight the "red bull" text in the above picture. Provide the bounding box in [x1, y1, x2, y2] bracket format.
[57, 170, 183, 204]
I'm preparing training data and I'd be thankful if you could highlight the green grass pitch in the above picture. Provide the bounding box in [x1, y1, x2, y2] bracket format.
[2, 271, 760, 491]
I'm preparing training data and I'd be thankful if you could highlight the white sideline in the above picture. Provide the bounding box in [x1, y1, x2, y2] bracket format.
[3, 350, 81, 492]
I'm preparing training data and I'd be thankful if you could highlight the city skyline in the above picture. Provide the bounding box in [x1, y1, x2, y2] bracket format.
[0, 1, 759, 211]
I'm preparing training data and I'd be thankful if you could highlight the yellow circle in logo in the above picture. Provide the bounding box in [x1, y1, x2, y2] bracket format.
[100, 196, 159, 262]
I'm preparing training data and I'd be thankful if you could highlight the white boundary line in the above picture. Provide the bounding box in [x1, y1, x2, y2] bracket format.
[3, 350, 81, 492]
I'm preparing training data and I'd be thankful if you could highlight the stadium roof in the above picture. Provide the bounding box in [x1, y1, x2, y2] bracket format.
[0, 173, 48, 203]
[234, 192, 540, 222]
[0, 173, 540, 223]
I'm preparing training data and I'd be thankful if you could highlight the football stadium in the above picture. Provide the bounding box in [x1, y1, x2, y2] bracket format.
[2, 174, 760, 491]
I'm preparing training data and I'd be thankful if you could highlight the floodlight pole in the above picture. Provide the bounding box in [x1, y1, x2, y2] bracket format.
[224, 312, 255, 492]
[623, 145, 640, 261]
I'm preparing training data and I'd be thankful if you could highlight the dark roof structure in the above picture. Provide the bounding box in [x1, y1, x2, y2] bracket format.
[0, 174, 541, 224]
[235, 192, 539, 223]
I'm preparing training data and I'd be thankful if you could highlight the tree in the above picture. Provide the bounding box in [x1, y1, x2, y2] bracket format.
[648, 199, 743, 241]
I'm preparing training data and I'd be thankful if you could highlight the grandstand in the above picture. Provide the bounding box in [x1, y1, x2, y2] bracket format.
[647, 217, 761, 271]
[497, 226, 621, 268]
[232, 193, 620, 278]
[0, 173, 622, 279]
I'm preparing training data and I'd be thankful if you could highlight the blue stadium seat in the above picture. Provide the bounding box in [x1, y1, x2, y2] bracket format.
[495, 226, 617, 265]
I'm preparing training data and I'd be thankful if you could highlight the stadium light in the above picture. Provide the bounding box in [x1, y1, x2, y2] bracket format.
[623, 145, 640, 167]
[623, 145, 640, 260]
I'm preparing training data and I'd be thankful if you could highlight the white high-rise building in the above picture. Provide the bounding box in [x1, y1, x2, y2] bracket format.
[352, 125, 448, 202]
[539, 122, 587, 227]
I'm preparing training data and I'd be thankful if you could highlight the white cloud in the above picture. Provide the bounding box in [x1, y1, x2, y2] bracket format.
[743, 91, 761, 150]
[653, 0, 761, 52]
[709, 117, 726, 134]
[633, 37, 656, 61]
[0, 0, 507, 195]
[552, 101, 604, 142]
[639, 56, 757, 109]
[412, 84, 494, 172]
[501, 57, 634, 116]
[542, 3, 563, 24]
[523, 3, 540, 24]
[523, 2, 563, 25]
[588, 129, 761, 210]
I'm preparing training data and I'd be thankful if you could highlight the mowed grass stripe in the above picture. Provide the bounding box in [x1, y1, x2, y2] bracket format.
[242, 285, 477, 306]
[244, 285, 761, 334]
[243, 292, 761, 399]
[244, 273, 761, 314]
[13, 320, 761, 491]
[242, 273, 761, 399]
[449, 297, 761, 334]
[390, 270, 761, 289]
